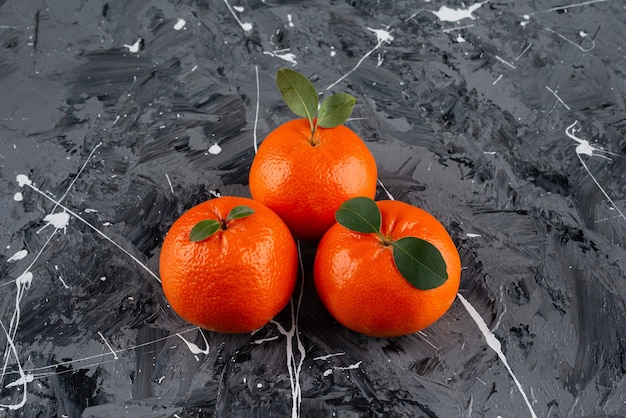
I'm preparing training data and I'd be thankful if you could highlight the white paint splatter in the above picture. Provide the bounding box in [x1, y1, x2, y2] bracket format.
[545, 86, 570, 110]
[123, 38, 142, 53]
[13, 192, 23, 201]
[263, 49, 297, 66]
[208, 143, 222, 155]
[253, 65, 260, 154]
[0, 322, 28, 410]
[565, 121, 625, 221]
[313, 352, 345, 361]
[58, 276, 69, 289]
[495, 55, 516, 69]
[223, 0, 253, 32]
[42, 212, 70, 233]
[16, 271, 33, 287]
[367, 27, 394, 44]
[322, 361, 362, 378]
[176, 331, 210, 355]
[466, 233, 482, 238]
[19, 180, 161, 283]
[457, 294, 538, 418]
[327, 26, 394, 90]
[253, 336, 280, 344]
[98, 331, 119, 360]
[430, 2, 485, 22]
[4, 373, 34, 389]
[8, 250, 28, 262]
[165, 173, 174, 193]
[545, 27, 595, 52]
[287, 14, 294, 27]
[376, 179, 395, 201]
[270, 242, 306, 418]
[16, 174, 32, 187]
[173, 18, 186, 30]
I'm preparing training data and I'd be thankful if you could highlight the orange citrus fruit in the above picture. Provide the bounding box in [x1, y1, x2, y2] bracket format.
[313, 199, 461, 338]
[159, 196, 298, 334]
[249, 118, 377, 240]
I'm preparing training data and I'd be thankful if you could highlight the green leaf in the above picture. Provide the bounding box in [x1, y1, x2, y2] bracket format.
[336, 197, 381, 234]
[317, 93, 356, 128]
[189, 219, 220, 242]
[227, 205, 255, 221]
[392, 237, 448, 290]
[276, 68, 319, 128]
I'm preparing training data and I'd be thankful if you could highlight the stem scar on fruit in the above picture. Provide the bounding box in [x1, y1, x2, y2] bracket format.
[190, 205, 254, 242]
[335, 197, 448, 290]
[276, 68, 356, 145]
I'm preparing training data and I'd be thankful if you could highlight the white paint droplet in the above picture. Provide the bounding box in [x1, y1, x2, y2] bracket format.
[8, 249, 28, 262]
[431, 3, 485, 22]
[367, 27, 394, 44]
[43, 212, 71, 231]
[173, 18, 186, 30]
[233, 5, 244, 12]
[123, 38, 142, 53]
[287, 14, 294, 27]
[208, 143, 222, 155]
[241, 22, 253, 32]
[16, 174, 32, 187]
[466, 233, 482, 238]
[13, 192, 23, 201]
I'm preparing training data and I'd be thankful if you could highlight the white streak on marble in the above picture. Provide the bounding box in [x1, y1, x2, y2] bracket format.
[457, 294, 538, 418]
[98, 331, 119, 359]
[327, 27, 394, 91]
[176, 330, 210, 355]
[566, 121, 625, 221]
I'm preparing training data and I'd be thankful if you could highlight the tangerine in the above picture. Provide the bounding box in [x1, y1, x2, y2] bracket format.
[249, 118, 377, 240]
[159, 196, 298, 334]
[313, 199, 461, 338]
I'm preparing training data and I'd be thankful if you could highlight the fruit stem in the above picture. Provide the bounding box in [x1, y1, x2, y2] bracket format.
[220, 218, 228, 230]
[378, 232, 393, 246]
[308, 119, 318, 146]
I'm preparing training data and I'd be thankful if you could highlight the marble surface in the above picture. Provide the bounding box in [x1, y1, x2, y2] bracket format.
[1, 0, 625, 416]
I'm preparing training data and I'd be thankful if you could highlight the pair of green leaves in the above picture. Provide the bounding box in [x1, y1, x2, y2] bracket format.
[276, 68, 356, 136]
[336, 197, 448, 291]
[190, 206, 255, 242]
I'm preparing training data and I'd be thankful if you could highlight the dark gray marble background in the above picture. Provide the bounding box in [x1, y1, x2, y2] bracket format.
[1, 0, 625, 416]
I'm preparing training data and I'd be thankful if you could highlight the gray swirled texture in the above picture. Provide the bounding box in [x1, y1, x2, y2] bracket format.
[0, 0, 624, 417]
